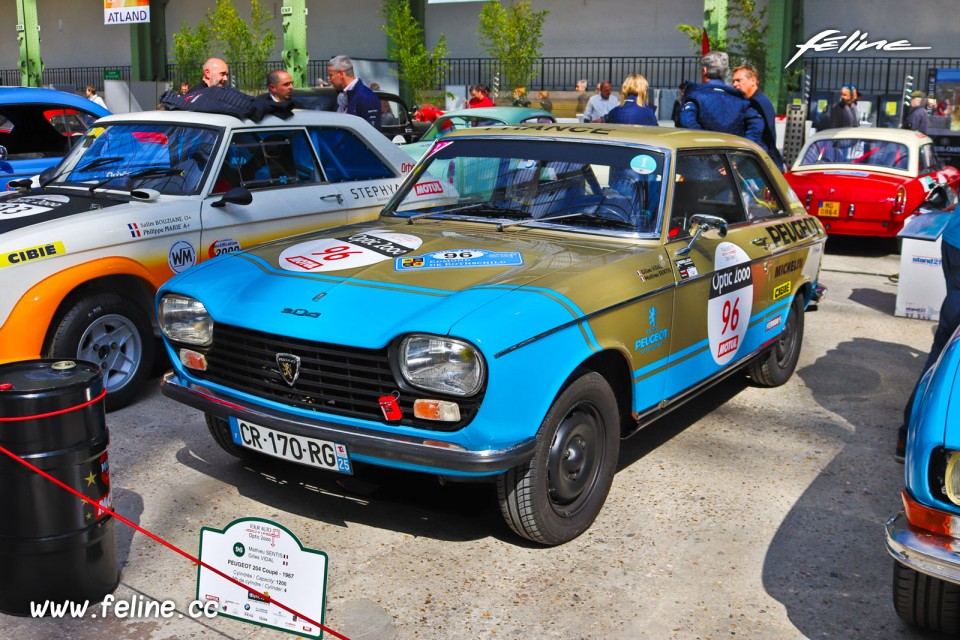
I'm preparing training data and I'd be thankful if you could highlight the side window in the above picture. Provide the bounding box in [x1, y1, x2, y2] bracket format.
[729, 154, 788, 220]
[309, 127, 395, 183]
[671, 153, 746, 235]
[212, 130, 320, 194]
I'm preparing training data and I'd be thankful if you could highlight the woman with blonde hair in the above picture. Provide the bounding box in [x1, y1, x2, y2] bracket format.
[605, 74, 657, 125]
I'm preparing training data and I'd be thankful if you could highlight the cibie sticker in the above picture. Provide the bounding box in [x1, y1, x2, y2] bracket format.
[280, 229, 422, 273]
[707, 242, 753, 365]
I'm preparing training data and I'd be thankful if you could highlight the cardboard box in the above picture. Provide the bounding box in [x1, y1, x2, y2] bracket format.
[896, 235, 946, 321]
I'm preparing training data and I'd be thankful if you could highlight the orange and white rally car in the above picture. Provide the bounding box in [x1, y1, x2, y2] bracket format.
[0, 109, 413, 408]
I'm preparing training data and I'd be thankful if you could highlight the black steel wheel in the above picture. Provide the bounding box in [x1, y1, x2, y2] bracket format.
[749, 294, 804, 387]
[893, 560, 960, 633]
[497, 371, 620, 545]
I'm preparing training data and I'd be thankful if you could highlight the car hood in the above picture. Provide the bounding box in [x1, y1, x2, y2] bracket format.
[786, 170, 908, 204]
[166, 218, 647, 352]
[0, 187, 130, 234]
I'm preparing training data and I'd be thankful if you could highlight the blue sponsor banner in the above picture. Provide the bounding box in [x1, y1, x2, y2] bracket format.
[395, 249, 524, 271]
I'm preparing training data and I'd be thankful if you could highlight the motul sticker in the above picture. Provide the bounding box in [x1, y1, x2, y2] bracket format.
[414, 181, 443, 196]
[280, 229, 422, 273]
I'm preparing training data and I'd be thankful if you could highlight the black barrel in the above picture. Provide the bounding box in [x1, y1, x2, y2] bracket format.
[0, 359, 118, 616]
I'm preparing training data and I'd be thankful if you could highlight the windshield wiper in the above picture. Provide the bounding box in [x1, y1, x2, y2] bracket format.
[88, 166, 184, 193]
[498, 210, 636, 232]
[404, 202, 531, 225]
[40, 156, 124, 188]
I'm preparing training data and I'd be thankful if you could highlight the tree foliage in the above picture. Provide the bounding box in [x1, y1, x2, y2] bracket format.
[677, 0, 768, 84]
[381, 0, 451, 106]
[171, 20, 212, 85]
[477, 1, 549, 98]
[207, 0, 275, 92]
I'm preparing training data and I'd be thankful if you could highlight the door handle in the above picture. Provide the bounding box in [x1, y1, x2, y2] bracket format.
[752, 236, 770, 249]
[321, 193, 343, 205]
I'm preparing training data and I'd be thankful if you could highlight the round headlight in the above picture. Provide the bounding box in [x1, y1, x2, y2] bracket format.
[946, 451, 960, 505]
[399, 335, 484, 396]
[159, 294, 213, 346]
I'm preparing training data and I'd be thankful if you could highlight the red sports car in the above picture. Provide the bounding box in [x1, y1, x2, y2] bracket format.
[785, 127, 960, 238]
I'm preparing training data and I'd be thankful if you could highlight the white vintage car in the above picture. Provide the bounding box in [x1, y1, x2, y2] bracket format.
[0, 109, 414, 408]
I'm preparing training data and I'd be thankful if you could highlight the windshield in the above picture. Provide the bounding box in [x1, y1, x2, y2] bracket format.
[388, 138, 666, 237]
[420, 116, 508, 142]
[798, 138, 910, 170]
[49, 122, 221, 195]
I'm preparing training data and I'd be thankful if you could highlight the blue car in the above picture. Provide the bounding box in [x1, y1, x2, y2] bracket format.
[886, 324, 960, 633]
[0, 87, 110, 189]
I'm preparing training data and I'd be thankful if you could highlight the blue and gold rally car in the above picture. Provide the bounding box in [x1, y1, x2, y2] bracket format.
[159, 124, 826, 545]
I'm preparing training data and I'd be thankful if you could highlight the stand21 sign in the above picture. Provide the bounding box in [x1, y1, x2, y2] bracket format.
[197, 517, 329, 637]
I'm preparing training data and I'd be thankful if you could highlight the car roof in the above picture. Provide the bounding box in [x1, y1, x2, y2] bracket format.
[0, 86, 111, 116]
[441, 122, 764, 152]
[94, 108, 391, 129]
[437, 106, 555, 121]
[803, 126, 929, 146]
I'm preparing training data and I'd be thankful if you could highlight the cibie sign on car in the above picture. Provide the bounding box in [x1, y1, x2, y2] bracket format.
[0, 109, 412, 409]
[159, 124, 826, 545]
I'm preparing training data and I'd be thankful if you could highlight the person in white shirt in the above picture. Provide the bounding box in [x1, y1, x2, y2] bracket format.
[85, 85, 106, 109]
[582, 80, 617, 123]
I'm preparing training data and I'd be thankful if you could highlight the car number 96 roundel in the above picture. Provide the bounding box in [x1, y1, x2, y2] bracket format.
[708, 242, 754, 365]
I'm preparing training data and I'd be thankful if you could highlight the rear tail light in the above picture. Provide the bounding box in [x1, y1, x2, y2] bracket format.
[892, 186, 907, 216]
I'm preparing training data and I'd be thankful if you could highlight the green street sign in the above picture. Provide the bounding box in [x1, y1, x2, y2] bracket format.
[103, 70, 122, 81]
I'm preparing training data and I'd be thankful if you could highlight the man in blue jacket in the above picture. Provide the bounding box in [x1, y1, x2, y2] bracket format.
[678, 52, 763, 146]
[327, 55, 382, 131]
[732, 65, 785, 171]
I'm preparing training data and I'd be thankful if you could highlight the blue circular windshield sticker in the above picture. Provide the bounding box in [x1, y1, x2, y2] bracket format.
[630, 155, 658, 174]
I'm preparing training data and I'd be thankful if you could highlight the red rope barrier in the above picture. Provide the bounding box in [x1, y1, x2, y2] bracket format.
[0, 404, 350, 639]
[0, 388, 107, 421]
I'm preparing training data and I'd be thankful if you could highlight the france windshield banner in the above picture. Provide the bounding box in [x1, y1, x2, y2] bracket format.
[104, 0, 150, 25]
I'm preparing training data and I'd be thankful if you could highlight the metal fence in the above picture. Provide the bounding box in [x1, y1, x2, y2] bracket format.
[4, 55, 959, 102]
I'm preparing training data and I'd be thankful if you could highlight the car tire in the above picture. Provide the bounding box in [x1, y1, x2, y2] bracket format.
[892, 560, 960, 633]
[205, 413, 262, 460]
[748, 294, 804, 387]
[47, 292, 153, 411]
[497, 371, 620, 545]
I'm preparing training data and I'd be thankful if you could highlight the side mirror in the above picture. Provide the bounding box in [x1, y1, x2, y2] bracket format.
[676, 214, 729, 256]
[210, 186, 253, 208]
[0, 145, 6, 161]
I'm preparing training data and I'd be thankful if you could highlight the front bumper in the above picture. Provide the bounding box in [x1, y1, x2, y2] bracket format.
[161, 371, 536, 477]
[885, 512, 960, 586]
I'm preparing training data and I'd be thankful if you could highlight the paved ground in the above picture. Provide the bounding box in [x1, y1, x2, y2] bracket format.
[0, 237, 938, 639]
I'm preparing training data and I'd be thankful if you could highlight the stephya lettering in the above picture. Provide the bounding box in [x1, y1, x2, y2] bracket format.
[785, 30, 930, 68]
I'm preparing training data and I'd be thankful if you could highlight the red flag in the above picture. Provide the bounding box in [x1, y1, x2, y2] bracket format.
[701, 29, 710, 55]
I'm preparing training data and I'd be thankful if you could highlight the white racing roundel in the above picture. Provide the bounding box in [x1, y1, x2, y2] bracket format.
[279, 229, 423, 273]
[707, 242, 754, 365]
